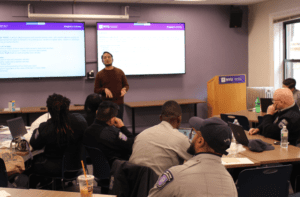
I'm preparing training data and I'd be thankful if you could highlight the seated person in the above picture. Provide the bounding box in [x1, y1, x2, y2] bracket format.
[29, 93, 88, 178]
[249, 88, 300, 145]
[283, 78, 300, 107]
[129, 100, 192, 176]
[83, 101, 134, 166]
[83, 93, 102, 126]
[148, 117, 237, 197]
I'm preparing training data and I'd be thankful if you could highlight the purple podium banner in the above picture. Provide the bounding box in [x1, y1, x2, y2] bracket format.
[219, 75, 245, 84]
[0, 22, 84, 30]
[97, 23, 185, 31]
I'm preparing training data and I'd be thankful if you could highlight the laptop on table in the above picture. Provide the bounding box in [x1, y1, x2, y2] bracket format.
[6, 117, 27, 139]
[228, 122, 249, 146]
[260, 98, 273, 113]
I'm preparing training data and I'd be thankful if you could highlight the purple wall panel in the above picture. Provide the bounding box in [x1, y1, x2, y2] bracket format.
[0, 2, 248, 131]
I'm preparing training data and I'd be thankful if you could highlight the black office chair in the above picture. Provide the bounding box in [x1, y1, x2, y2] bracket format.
[236, 164, 292, 197]
[84, 146, 110, 194]
[220, 114, 250, 131]
[29, 144, 83, 190]
[0, 158, 8, 187]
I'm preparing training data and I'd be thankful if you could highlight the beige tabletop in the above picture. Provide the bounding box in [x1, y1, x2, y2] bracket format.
[21, 105, 84, 113]
[0, 188, 116, 197]
[239, 132, 300, 164]
[214, 109, 266, 123]
[125, 98, 205, 108]
[222, 153, 261, 169]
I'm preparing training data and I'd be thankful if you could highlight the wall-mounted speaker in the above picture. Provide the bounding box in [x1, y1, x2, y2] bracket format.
[230, 6, 243, 28]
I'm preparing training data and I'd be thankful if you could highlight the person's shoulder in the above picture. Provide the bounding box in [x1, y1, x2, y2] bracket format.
[113, 67, 125, 74]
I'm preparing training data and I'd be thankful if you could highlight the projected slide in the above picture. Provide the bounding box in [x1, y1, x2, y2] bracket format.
[0, 22, 85, 79]
[97, 23, 185, 75]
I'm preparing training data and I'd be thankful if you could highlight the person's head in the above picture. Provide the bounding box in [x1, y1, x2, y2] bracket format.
[96, 101, 119, 125]
[283, 78, 296, 91]
[84, 93, 102, 114]
[187, 117, 232, 156]
[101, 51, 113, 67]
[47, 93, 70, 118]
[160, 100, 182, 129]
[272, 88, 295, 110]
[46, 93, 73, 144]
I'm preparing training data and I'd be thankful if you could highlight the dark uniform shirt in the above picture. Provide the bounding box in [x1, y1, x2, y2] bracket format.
[83, 119, 134, 166]
[258, 103, 300, 145]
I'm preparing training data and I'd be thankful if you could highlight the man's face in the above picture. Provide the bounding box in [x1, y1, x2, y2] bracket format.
[102, 53, 113, 67]
[272, 94, 284, 110]
[187, 128, 200, 155]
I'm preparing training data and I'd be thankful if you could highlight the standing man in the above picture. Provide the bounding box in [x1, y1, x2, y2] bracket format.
[148, 117, 237, 197]
[94, 52, 129, 120]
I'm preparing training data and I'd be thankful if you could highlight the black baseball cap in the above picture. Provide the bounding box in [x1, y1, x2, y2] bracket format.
[189, 117, 232, 155]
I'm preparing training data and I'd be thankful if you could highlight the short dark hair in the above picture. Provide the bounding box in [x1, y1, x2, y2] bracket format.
[84, 93, 102, 114]
[161, 100, 182, 121]
[96, 101, 119, 122]
[101, 51, 113, 60]
[283, 78, 296, 89]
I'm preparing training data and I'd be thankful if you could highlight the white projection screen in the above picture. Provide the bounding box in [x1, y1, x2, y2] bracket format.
[97, 23, 185, 76]
[0, 22, 86, 79]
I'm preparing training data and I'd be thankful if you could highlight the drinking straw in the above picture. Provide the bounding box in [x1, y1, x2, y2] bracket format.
[81, 160, 89, 188]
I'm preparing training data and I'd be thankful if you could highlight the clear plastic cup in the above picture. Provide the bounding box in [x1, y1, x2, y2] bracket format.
[78, 175, 94, 197]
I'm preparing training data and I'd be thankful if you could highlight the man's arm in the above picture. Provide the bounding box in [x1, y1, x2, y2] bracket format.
[176, 137, 192, 161]
[122, 71, 129, 92]
[148, 170, 176, 197]
[94, 72, 105, 94]
[260, 114, 282, 141]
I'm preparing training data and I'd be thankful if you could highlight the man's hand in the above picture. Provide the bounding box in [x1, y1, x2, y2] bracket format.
[105, 88, 113, 98]
[113, 118, 124, 128]
[267, 104, 277, 115]
[249, 128, 260, 135]
[121, 88, 127, 97]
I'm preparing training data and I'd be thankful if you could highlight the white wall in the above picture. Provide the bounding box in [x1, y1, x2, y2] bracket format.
[248, 0, 300, 87]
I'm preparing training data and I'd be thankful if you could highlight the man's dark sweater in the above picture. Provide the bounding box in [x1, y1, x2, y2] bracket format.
[94, 67, 129, 105]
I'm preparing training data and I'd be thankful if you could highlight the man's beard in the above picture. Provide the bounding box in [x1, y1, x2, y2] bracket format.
[105, 63, 112, 67]
[187, 142, 196, 155]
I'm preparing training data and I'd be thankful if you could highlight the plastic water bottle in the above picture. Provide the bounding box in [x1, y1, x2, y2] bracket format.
[281, 126, 288, 148]
[255, 97, 261, 113]
[231, 119, 239, 156]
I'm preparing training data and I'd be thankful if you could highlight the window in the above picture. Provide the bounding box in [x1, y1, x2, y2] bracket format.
[284, 19, 300, 81]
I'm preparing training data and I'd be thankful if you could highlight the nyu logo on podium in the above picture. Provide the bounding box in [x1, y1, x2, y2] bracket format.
[219, 75, 245, 84]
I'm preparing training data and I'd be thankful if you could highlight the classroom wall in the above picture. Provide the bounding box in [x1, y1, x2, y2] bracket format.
[248, 0, 300, 88]
[0, 2, 248, 131]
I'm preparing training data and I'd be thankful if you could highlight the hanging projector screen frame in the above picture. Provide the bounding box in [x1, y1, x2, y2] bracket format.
[96, 22, 186, 76]
[0, 21, 86, 79]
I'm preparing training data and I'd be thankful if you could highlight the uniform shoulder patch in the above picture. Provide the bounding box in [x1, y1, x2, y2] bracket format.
[156, 170, 173, 189]
[118, 132, 127, 141]
[278, 119, 288, 129]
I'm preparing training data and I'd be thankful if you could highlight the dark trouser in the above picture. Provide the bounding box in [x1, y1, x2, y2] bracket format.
[117, 104, 124, 121]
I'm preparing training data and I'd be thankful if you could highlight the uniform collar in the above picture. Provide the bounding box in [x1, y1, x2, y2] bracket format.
[95, 118, 108, 126]
[279, 102, 295, 113]
[190, 153, 222, 163]
[160, 121, 176, 130]
[194, 152, 222, 158]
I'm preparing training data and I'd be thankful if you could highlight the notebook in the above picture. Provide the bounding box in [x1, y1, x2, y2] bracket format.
[178, 128, 195, 140]
[260, 98, 273, 113]
[6, 117, 27, 139]
[228, 122, 249, 146]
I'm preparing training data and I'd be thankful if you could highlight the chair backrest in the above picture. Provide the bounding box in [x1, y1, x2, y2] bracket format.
[0, 158, 8, 187]
[220, 114, 250, 131]
[62, 143, 84, 179]
[84, 146, 110, 180]
[236, 164, 292, 197]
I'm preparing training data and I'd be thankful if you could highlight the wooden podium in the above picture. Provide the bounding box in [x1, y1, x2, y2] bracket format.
[207, 74, 246, 117]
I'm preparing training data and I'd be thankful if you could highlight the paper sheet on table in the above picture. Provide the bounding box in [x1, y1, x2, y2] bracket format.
[0, 190, 11, 197]
[222, 158, 254, 165]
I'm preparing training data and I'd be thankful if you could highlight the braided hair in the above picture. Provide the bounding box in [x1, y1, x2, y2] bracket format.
[46, 93, 74, 145]
[84, 93, 102, 126]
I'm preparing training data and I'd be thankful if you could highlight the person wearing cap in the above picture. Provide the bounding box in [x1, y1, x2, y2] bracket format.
[249, 88, 300, 145]
[283, 78, 300, 107]
[129, 100, 192, 176]
[83, 101, 134, 166]
[148, 117, 237, 197]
